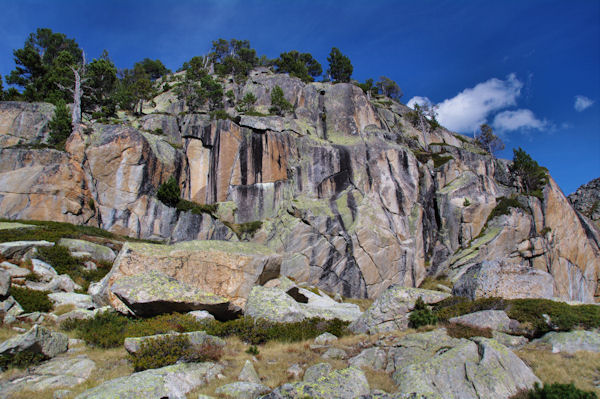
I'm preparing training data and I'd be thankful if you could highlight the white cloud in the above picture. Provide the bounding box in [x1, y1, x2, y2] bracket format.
[407, 96, 432, 109]
[493, 109, 547, 132]
[574, 95, 594, 112]
[435, 74, 523, 132]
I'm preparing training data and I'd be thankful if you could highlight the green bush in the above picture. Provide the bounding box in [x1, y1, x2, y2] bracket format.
[486, 197, 528, 223]
[445, 323, 492, 339]
[0, 219, 117, 243]
[62, 310, 131, 348]
[10, 286, 52, 313]
[157, 176, 180, 207]
[269, 85, 293, 116]
[36, 245, 79, 275]
[434, 296, 507, 322]
[510, 382, 597, 399]
[408, 297, 438, 328]
[245, 345, 259, 355]
[210, 109, 231, 120]
[48, 100, 72, 150]
[0, 350, 47, 370]
[176, 199, 218, 215]
[511, 148, 549, 195]
[129, 334, 223, 371]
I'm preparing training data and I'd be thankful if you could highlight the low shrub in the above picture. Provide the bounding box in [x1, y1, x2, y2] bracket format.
[433, 297, 507, 322]
[129, 334, 222, 371]
[445, 323, 492, 339]
[223, 220, 263, 238]
[175, 199, 218, 215]
[510, 382, 597, 399]
[210, 109, 231, 121]
[62, 310, 130, 348]
[0, 219, 117, 244]
[245, 345, 260, 355]
[157, 177, 180, 208]
[486, 197, 528, 223]
[36, 245, 80, 275]
[0, 350, 47, 370]
[10, 286, 52, 313]
[408, 297, 438, 328]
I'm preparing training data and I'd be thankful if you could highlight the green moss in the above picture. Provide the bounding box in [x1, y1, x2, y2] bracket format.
[10, 286, 52, 313]
[0, 219, 117, 243]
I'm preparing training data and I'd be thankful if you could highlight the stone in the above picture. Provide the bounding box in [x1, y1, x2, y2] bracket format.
[188, 310, 216, 322]
[54, 390, 72, 399]
[27, 274, 82, 293]
[286, 364, 303, 380]
[0, 101, 55, 144]
[74, 362, 223, 399]
[0, 269, 9, 297]
[238, 359, 261, 384]
[266, 366, 370, 399]
[110, 270, 232, 318]
[569, 177, 600, 225]
[84, 261, 98, 271]
[124, 331, 225, 355]
[31, 258, 58, 281]
[386, 329, 539, 399]
[57, 309, 96, 323]
[0, 240, 54, 261]
[314, 332, 338, 346]
[449, 310, 512, 333]
[0, 261, 30, 278]
[453, 260, 554, 300]
[531, 330, 600, 353]
[492, 332, 528, 349]
[58, 238, 117, 263]
[215, 382, 271, 399]
[244, 285, 361, 323]
[0, 325, 68, 359]
[0, 296, 23, 320]
[96, 240, 281, 313]
[302, 363, 332, 383]
[322, 347, 347, 360]
[49, 292, 95, 309]
[348, 347, 388, 371]
[349, 286, 450, 334]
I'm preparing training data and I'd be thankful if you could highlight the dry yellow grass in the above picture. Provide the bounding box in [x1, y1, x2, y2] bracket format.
[52, 304, 76, 316]
[344, 297, 374, 312]
[517, 347, 600, 395]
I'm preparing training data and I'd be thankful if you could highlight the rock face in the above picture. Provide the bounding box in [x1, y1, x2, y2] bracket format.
[75, 362, 223, 399]
[95, 240, 281, 313]
[569, 177, 600, 227]
[0, 101, 55, 146]
[349, 286, 450, 334]
[531, 330, 600, 353]
[58, 238, 117, 263]
[1, 70, 599, 302]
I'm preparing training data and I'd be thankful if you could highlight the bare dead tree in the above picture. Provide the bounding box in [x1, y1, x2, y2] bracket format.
[58, 52, 88, 133]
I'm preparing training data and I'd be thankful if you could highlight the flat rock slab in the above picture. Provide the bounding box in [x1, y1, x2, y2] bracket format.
[111, 270, 232, 318]
[449, 310, 512, 333]
[264, 366, 370, 399]
[0, 325, 68, 359]
[215, 382, 271, 399]
[48, 292, 95, 309]
[95, 240, 281, 313]
[58, 238, 116, 263]
[74, 362, 223, 399]
[0, 355, 96, 394]
[349, 286, 450, 334]
[0, 222, 36, 230]
[0, 261, 30, 278]
[0, 240, 54, 261]
[531, 330, 600, 353]
[124, 330, 225, 355]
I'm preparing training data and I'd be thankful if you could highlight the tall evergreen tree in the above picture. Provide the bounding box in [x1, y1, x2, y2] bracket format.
[274, 51, 322, 82]
[327, 47, 353, 83]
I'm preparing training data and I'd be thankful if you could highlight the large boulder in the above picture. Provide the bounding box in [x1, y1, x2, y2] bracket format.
[124, 330, 225, 355]
[110, 271, 232, 318]
[349, 286, 450, 334]
[531, 330, 600, 353]
[0, 325, 68, 359]
[74, 362, 223, 399]
[48, 292, 95, 309]
[244, 285, 361, 323]
[0, 240, 54, 261]
[215, 382, 271, 399]
[95, 240, 281, 312]
[385, 329, 539, 399]
[448, 310, 513, 333]
[0, 269, 9, 297]
[453, 260, 554, 300]
[264, 366, 370, 399]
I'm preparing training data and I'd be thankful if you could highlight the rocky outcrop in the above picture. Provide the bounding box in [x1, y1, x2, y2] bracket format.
[448, 310, 513, 333]
[124, 331, 225, 355]
[569, 177, 600, 226]
[94, 240, 281, 312]
[0, 325, 68, 360]
[531, 330, 600, 353]
[0, 101, 55, 146]
[1, 69, 598, 302]
[75, 362, 223, 399]
[349, 286, 450, 334]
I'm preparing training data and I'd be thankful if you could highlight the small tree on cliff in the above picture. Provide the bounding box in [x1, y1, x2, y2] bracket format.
[269, 85, 293, 116]
[327, 48, 353, 83]
[511, 148, 548, 195]
[475, 124, 504, 156]
[157, 177, 180, 207]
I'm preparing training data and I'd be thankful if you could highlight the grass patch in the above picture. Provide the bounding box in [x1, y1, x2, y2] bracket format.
[10, 286, 52, 313]
[413, 151, 453, 168]
[223, 220, 263, 238]
[445, 322, 492, 339]
[486, 197, 528, 222]
[418, 276, 452, 292]
[63, 311, 350, 348]
[433, 297, 600, 338]
[176, 199, 218, 215]
[511, 382, 597, 399]
[129, 334, 223, 371]
[0, 219, 117, 243]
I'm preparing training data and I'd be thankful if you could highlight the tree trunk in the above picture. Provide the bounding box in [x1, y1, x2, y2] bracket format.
[71, 67, 82, 131]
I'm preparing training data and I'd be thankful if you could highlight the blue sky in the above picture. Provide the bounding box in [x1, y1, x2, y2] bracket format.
[1, 0, 598, 194]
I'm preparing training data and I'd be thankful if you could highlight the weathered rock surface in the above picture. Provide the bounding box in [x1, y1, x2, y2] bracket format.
[569, 177, 600, 226]
[349, 286, 450, 334]
[124, 330, 225, 355]
[75, 362, 223, 399]
[0, 240, 54, 261]
[0, 325, 68, 359]
[31, 258, 58, 281]
[48, 292, 95, 309]
[58, 238, 117, 263]
[28, 274, 82, 293]
[244, 285, 361, 322]
[264, 366, 370, 399]
[531, 330, 600, 353]
[449, 310, 512, 333]
[110, 270, 232, 318]
[0, 269, 9, 297]
[216, 382, 271, 399]
[238, 360, 261, 384]
[0, 261, 30, 278]
[453, 260, 554, 300]
[95, 240, 280, 312]
[0, 101, 55, 146]
[0, 70, 598, 303]
[384, 329, 539, 399]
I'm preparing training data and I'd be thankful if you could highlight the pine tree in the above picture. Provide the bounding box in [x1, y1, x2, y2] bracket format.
[327, 48, 353, 83]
